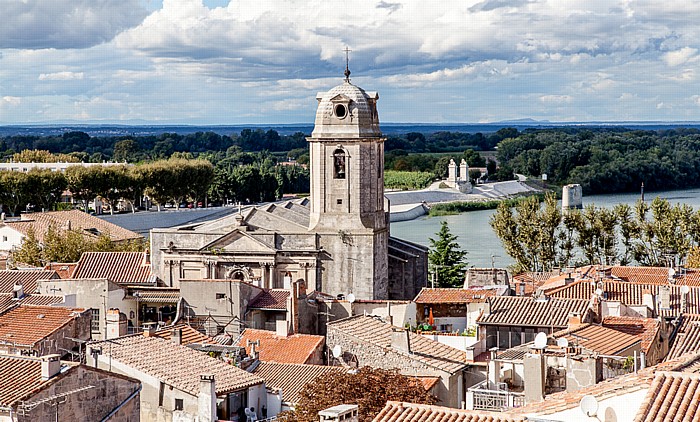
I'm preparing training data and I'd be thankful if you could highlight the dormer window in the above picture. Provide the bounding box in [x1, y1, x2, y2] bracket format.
[333, 149, 346, 179]
[334, 104, 348, 119]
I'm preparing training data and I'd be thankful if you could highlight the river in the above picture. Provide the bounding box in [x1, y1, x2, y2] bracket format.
[389, 188, 700, 269]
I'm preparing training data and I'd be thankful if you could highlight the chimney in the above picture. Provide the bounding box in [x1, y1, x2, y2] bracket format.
[642, 291, 655, 313]
[106, 308, 127, 339]
[519, 282, 526, 296]
[568, 312, 582, 330]
[143, 327, 156, 337]
[198, 374, 216, 422]
[391, 328, 411, 354]
[276, 319, 289, 337]
[41, 354, 61, 380]
[386, 302, 393, 326]
[145, 249, 150, 264]
[172, 328, 182, 345]
[523, 352, 546, 404]
[318, 404, 359, 422]
[12, 282, 24, 300]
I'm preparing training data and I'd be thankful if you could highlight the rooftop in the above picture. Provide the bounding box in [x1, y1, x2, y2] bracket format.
[477, 296, 590, 328]
[666, 314, 700, 361]
[0, 293, 64, 314]
[552, 323, 641, 356]
[0, 270, 59, 294]
[0, 305, 87, 347]
[634, 371, 700, 421]
[89, 333, 263, 396]
[238, 328, 324, 364]
[252, 362, 345, 404]
[247, 289, 290, 310]
[152, 324, 215, 345]
[373, 401, 526, 422]
[71, 252, 157, 285]
[414, 288, 498, 304]
[327, 315, 468, 374]
[601, 316, 661, 355]
[0, 355, 76, 407]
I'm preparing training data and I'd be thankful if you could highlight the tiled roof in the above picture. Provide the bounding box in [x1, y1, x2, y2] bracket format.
[6, 210, 141, 244]
[548, 279, 700, 318]
[72, 252, 156, 285]
[666, 314, 700, 361]
[248, 289, 290, 310]
[415, 376, 440, 391]
[0, 305, 87, 347]
[0, 293, 64, 314]
[153, 324, 215, 345]
[0, 355, 50, 407]
[602, 316, 660, 354]
[552, 324, 641, 356]
[610, 266, 700, 286]
[253, 362, 345, 404]
[634, 371, 700, 421]
[478, 296, 590, 328]
[414, 288, 497, 304]
[90, 333, 263, 396]
[238, 329, 324, 364]
[373, 401, 525, 422]
[125, 288, 181, 303]
[44, 263, 78, 279]
[327, 315, 468, 374]
[0, 270, 58, 294]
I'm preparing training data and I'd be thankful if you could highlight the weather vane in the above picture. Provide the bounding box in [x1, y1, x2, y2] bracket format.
[344, 46, 352, 82]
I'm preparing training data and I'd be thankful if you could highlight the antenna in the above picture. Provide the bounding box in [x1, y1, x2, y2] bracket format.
[557, 337, 569, 348]
[332, 344, 343, 359]
[580, 395, 599, 417]
[533, 332, 547, 349]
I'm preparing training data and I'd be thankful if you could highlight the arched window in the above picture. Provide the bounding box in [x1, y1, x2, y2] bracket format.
[333, 149, 346, 179]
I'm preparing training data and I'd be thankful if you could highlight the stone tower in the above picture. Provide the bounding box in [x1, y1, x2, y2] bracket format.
[307, 73, 389, 300]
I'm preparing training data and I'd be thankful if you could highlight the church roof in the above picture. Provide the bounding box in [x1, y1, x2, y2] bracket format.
[312, 81, 381, 139]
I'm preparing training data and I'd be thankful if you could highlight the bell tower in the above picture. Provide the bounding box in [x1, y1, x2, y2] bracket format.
[307, 63, 389, 299]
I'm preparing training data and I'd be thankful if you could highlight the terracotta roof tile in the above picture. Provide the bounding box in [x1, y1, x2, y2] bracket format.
[0, 293, 64, 314]
[125, 288, 181, 303]
[72, 252, 156, 285]
[0, 305, 88, 347]
[153, 324, 215, 345]
[552, 324, 641, 356]
[238, 329, 324, 364]
[478, 296, 590, 328]
[327, 315, 468, 374]
[634, 371, 700, 422]
[414, 288, 497, 304]
[373, 401, 526, 422]
[248, 289, 290, 310]
[667, 314, 700, 361]
[43, 263, 78, 279]
[0, 270, 58, 294]
[610, 266, 700, 286]
[0, 355, 49, 407]
[90, 334, 263, 395]
[548, 279, 700, 318]
[602, 316, 660, 354]
[253, 362, 345, 404]
[6, 210, 141, 244]
[414, 376, 441, 391]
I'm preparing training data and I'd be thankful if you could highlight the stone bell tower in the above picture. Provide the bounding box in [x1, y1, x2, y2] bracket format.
[307, 62, 389, 300]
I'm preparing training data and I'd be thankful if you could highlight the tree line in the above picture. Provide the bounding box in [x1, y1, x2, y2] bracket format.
[490, 194, 700, 273]
[495, 127, 700, 194]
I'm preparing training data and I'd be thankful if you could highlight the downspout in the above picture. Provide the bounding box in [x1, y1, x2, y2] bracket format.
[100, 384, 142, 421]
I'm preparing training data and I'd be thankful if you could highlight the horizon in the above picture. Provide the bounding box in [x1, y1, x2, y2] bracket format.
[4, 2, 700, 125]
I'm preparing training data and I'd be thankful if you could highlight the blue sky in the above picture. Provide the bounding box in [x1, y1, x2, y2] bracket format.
[3, 0, 700, 124]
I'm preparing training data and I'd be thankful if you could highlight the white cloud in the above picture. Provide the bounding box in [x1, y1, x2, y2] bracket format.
[2, 97, 21, 106]
[38, 72, 85, 81]
[662, 47, 699, 67]
[539, 95, 573, 104]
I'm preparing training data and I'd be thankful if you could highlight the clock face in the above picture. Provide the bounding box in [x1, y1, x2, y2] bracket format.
[334, 104, 348, 119]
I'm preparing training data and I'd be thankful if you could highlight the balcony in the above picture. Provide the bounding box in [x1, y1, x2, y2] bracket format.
[466, 380, 525, 412]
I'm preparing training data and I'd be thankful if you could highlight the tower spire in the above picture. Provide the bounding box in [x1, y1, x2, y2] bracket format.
[344, 46, 352, 82]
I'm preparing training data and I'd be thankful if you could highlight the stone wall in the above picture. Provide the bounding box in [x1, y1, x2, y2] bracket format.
[18, 365, 140, 422]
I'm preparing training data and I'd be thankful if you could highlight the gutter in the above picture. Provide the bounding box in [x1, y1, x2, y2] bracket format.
[100, 384, 142, 422]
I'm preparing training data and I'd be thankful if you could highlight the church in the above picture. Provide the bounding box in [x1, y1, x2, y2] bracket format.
[150, 72, 427, 300]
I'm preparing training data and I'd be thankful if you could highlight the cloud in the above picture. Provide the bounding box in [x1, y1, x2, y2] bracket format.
[38, 72, 85, 81]
[539, 95, 573, 104]
[662, 47, 699, 67]
[376, 1, 402, 12]
[0, 0, 147, 49]
[2, 97, 21, 106]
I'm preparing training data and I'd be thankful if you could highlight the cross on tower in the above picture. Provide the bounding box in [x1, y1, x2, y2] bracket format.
[344, 46, 352, 82]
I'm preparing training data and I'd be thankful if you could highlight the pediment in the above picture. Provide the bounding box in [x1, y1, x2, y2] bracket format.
[201, 230, 276, 254]
[329, 94, 352, 103]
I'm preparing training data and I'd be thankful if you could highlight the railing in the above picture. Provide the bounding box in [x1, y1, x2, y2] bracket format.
[467, 381, 525, 412]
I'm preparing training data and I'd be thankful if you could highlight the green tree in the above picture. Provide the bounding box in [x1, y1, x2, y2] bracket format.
[113, 139, 140, 162]
[10, 228, 42, 267]
[0, 171, 34, 215]
[462, 148, 486, 167]
[26, 169, 68, 212]
[428, 221, 469, 287]
[277, 367, 437, 422]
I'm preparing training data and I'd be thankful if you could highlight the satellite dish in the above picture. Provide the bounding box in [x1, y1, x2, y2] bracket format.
[669, 267, 677, 278]
[534, 332, 548, 349]
[557, 337, 569, 348]
[681, 285, 691, 295]
[332, 345, 342, 359]
[347, 293, 356, 304]
[595, 288, 604, 296]
[580, 395, 599, 417]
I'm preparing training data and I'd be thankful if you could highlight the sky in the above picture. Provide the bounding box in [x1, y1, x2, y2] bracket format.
[3, 0, 700, 125]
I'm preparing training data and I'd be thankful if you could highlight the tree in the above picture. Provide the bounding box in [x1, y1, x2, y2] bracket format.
[428, 221, 468, 287]
[11, 149, 79, 163]
[113, 139, 140, 162]
[462, 148, 486, 167]
[277, 367, 437, 422]
[26, 169, 67, 212]
[10, 228, 42, 267]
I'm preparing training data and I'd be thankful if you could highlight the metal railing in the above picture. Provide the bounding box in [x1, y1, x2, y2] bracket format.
[468, 380, 525, 412]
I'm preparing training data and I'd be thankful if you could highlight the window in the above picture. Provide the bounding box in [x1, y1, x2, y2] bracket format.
[1, 236, 6, 242]
[337, 199, 343, 205]
[174, 399, 184, 411]
[333, 149, 346, 179]
[216, 293, 226, 300]
[91, 308, 100, 333]
[334, 103, 347, 119]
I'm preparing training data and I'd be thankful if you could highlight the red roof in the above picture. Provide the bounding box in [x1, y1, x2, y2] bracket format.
[153, 324, 215, 345]
[373, 401, 525, 422]
[635, 371, 700, 421]
[414, 288, 497, 304]
[602, 316, 661, 354]
[248, 289, 290, 310]
[0, 293, 64, 314]
[666, 314, 700, 361]
[0, 305, 87, 347]
[0, 355, 51, 407]
[72, 252, 156, 285]
[0, 270, 58, 294]
[43, 263, 78, 279]
[238, 328, 324, 364]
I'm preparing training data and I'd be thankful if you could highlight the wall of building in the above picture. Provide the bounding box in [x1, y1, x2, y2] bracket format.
[0, 226, 24, 254]
[16, 366, 140, 422]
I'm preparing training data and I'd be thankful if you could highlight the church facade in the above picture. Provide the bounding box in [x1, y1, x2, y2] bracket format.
[150, 77, 427, 300]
